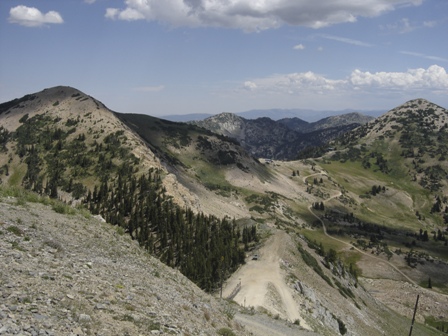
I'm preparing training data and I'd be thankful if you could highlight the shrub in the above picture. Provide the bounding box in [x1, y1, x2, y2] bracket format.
[223, 305, 235, 320]
[44, 239, 64, 252]
[51, 202, 75, 215]
[217, 328, 236, 336]
[7, 225, 23, 236]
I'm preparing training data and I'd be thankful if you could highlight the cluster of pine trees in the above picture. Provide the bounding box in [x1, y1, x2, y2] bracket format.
[85, 168, 252, 292]
[312, 202, 325, 210]
[370, 185, 385, 196]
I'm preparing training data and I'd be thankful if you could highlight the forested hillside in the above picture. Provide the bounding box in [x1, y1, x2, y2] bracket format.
[0, 86, 256, 292]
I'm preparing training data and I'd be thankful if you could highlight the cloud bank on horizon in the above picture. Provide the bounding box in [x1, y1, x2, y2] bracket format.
[243, 65, 448, 95]
[2, 0, 447, 115]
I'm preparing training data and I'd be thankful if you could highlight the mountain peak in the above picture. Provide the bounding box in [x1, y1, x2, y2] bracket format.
[36, 85, 87, 102]
[0, 85, 111, 129]
[205, 112, 243, 121]
[337, 98, 448, 147]
[390, 98, 441, 112]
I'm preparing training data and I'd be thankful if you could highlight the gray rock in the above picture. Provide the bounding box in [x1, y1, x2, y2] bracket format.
[0, 325, 10, 334]
[7, 305, 18, 312]
[78, 314, 91, 323]
[33, 314, 47, 321]
[295, 281, 316, 303]
[94, 303, 107, 310]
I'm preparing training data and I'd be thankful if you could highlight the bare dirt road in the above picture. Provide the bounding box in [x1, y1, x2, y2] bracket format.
[234, 313, 320, 336]
[222, 230, 312, 330]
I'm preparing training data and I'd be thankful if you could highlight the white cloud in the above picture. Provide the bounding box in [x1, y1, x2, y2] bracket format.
[398, 18, 414, 33]
[382, 17, 415, 33]
[400, 51, 448, 63]
[293, 44, 305, 50]
[349, 66, 448, 90]
[241, 71, 345, 95]
[105, 0, 422, 31]
[9, 5, 64, 27]
[133, 85, 165, 92]
[85, 0, 97, 4]
[244, 81, 257, 90]
[105, 8, 120, 20]
[319, 34, 373, 47]
[239, 65, 448, 96]
[423, 20, 436, 28]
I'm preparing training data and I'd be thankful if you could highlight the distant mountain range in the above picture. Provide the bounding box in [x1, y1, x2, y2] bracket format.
[161, 108, 385, 122]
[190, 112, 374, 160]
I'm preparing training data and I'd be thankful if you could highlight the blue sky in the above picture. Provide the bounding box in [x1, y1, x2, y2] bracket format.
[1, 0, 447, 119]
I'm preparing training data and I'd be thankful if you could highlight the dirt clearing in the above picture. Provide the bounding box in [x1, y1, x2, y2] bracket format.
[222, 230, 312, 329]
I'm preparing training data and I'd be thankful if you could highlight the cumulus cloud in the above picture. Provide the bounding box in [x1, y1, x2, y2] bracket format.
[105, 0, 422, 31]
[349, 66, 448, 91]
[106, 7, 145, 21]
[9, 5, 63, 27]
[240, 65, 448, 96]
[241, 71, 345, 95]
[243, 81, 257, 90]
[293, 44, 305, 50]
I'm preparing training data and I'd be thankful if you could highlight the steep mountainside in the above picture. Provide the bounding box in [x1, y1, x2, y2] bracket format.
[0, 193, 249, 336]
[0, 86, 259, 293]
[192, 112, 372, 160]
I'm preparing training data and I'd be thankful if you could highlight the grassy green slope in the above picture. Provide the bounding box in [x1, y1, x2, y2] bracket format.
[326, 99, 448, 230]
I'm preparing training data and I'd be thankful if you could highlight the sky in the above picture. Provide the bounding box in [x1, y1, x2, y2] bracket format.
[1, 0, 447, 120]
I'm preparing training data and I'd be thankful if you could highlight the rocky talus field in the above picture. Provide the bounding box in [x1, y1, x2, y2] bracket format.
[0, 195, 251, 336]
